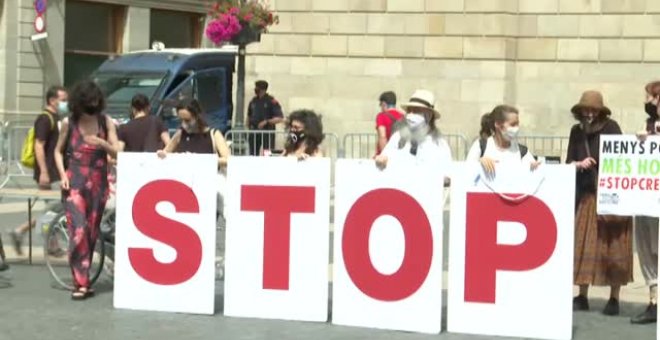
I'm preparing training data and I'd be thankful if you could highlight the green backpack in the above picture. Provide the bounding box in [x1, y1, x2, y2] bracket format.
[21, 112, 55, 169]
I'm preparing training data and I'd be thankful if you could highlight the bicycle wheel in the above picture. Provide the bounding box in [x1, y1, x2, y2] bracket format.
[44, 212, 105, 290]
[99, 209, 115, 279]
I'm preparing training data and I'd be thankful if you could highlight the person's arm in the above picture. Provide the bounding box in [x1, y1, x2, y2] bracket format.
[565, 126, 578, 164]
[54, 119, 69, 190]
[160, 131, 171, 147]
[34, 119, 50, 187]
[246, 99, 254, 128]
[268, 98, 284, 126]
[159, 130, 181, 157]
[104, 116, 120, 158]
[377, 126, 388, 152]
[465, 140, 481, 162]
[213, 130, 231, 167]
[376, 132, 400, 169]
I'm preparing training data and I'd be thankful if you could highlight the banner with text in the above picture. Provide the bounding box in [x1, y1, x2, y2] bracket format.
[114, 153, 217, 315]
[598, 135, 660, 217]
[224, 157, 331, 322]
[332, 159, 445, 334]
[448, 163, 575, 340]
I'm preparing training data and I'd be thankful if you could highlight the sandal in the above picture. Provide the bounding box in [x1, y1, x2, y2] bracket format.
[71, 288, 87, 301]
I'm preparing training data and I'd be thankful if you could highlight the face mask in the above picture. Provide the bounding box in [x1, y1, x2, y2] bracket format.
[406, 114, 426, 128]
[182, 120, 198, 133]
[57, 101, 69, 114]
[406, 114, 429, 142]
[646, 102, 659, 119]
[503, 126, 520, 141]
[288, 131, 305, 145]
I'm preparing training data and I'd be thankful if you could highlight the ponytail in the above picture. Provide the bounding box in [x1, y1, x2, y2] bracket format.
[480, 105, 519, 139]
[479, 113, 494, 138]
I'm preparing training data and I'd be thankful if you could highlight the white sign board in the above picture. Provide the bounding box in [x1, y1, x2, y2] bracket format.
[598, 135, 660, 217]
[448, 163, 575, 340]
[332, 159, 445, 334]
[114, 152, 217, 315]
[224, 157, 331, 322]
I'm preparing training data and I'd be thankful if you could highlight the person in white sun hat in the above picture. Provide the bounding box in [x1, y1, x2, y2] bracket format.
[375, 89, 452, 176]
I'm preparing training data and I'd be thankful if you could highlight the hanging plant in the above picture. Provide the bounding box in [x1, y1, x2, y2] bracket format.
[206, 0, 279, 46]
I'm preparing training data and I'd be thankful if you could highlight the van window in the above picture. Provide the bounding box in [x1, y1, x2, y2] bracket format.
[166, 72, 192, 96]
[196, 72, 224, 113]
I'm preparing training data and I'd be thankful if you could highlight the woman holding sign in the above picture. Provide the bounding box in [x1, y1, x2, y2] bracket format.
[630, 81, 660, 325]
[466, 105, 540, 174]
[157, 98, 230, 166]
[282, 109, 324, 160]
[375, 89, 452, 172]
[568, 90, 633, 316]
[157, 98, 231, 225]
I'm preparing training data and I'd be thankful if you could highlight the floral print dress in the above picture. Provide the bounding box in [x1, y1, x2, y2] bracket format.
[64, 117, 109, 289]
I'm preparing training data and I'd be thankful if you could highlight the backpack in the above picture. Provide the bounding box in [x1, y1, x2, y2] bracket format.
[479, 138, 528, 159]
[21, 112, 55, 169]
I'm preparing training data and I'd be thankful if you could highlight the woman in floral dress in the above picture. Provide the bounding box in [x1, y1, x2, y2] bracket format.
[54, 80, 119, 300]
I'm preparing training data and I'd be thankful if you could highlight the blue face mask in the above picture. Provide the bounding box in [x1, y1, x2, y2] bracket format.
[57, 101, 69, 115]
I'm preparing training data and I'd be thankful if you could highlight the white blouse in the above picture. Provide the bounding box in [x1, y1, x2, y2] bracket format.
[382, 131, 453, 170]
[466, 136, 535, 167]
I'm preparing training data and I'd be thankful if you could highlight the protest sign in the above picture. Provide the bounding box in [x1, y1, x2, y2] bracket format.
[114, 153, 217, 315]
[448, 163, 575, 340]
[332, 159, 445, 334]
[224, 157, 331, 322]
[597, 135, 660, 217]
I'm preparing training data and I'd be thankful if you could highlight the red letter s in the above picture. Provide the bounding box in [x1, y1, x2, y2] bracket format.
[129, 180, 202, 285]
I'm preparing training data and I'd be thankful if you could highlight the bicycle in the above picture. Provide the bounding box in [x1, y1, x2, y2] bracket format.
[44, 208, 115, 290]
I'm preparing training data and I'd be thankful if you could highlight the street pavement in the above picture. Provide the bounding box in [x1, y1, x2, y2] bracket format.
[0, 200, 657, 340]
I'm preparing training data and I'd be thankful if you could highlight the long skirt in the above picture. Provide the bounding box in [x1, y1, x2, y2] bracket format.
[574, 193, 633, 286]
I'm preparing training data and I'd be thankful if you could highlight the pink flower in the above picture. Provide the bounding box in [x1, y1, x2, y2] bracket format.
[205, 15, 242, 45]
[244, 13, 253, 22]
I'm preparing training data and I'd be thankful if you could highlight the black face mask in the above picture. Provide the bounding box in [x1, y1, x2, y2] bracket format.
[646, 102, 659, 119]
[288, 131, 305, 145]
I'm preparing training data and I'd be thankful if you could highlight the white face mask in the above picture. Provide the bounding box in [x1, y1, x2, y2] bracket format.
[57, 101, 69, 114]
[503, 126, 520, 141]
[406, 113, 426, 128]
[405, 114, 429, 142]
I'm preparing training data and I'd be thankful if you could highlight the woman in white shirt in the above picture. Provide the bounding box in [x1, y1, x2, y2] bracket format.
[466, 105, 539, 173]
[375, 89, 452, 172]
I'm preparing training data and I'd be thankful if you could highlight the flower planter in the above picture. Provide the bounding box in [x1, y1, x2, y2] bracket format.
[231, 26, 262, 45]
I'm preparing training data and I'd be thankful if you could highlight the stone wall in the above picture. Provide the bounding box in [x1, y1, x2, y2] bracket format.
[246, 0, 660, 139]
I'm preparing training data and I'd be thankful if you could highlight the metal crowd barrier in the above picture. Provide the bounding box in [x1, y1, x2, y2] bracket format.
[342, 133, 470, 160]
[225, 130, 342, 159]
[517, 135, 570, 163]
[0, 122, 32, 189]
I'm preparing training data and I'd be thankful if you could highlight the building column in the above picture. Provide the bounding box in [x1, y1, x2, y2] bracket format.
[0, 0, 20, 119]
[43, 0, 66, 88]
[123, 7, 150, 53]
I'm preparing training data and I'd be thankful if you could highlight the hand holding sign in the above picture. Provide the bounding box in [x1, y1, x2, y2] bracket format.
[577, 157, 597, 170]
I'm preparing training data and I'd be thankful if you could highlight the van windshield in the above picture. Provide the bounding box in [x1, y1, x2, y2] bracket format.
[94, 73, 167, 104]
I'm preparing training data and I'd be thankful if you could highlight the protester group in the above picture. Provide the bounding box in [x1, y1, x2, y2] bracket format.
[1, 77, 660, 326]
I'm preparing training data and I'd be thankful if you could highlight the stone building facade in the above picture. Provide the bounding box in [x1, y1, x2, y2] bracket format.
[2, 0, 660, 141]
[247, 0, 660, 140]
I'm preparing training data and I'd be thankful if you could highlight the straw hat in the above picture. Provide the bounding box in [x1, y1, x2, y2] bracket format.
[401, 89, 440, 118]
[570, 90, 612, 117]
